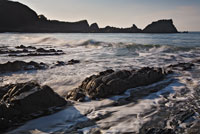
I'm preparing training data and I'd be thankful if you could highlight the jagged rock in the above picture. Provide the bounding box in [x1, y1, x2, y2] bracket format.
[66, 67, 167, 101]
[0, 61, 47, 73]
[53, 59, 80, 67]
[0, 84, 12, 99]
[187, 121, 200, 134]
[0, 49, 29, 54]
[0, 81, 67, 131]
[0, 46, 64, 57]
[130, 24, 142, 32]
[5, 47, 65, 57]
[55, 61, 66, 66]
[36, 48, 63, 53]
[99, 24, 142, 33]
[9, 52, 65, 57]
[145, 128, 175, 134]
[168, 62, 194, 71]
[68, 59, 80, 65]
[143, 19, 178, 33]
[15, 45, 36, 49]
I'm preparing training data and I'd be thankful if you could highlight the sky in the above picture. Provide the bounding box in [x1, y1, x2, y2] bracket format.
[14, 0, 200, 31]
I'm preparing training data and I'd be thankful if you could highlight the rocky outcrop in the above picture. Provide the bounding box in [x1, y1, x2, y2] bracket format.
[53, 59, 80, 67]
[143, 19, 178, 33]
[66, 67, 167, 101]
[15, 45, 36, 49]
[0, 59, 81, 75]
[0, 0, 38, 32]
[90, 23, 99, 33]
[99, 24, 142, 33]
[66, 62, 195, 101]
[0, 45, 65, 57]
[67, 59, 80, 65]
[167, 62, 194, 71]
[0, 81, 67, 131]
[0, 59, 81, 74]
[0, 61, 47, 73]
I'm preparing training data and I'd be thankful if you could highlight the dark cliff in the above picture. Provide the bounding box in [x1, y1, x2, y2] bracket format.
[0, 0, 179, 33]
[0, 0, 90, 33]
[143, 19, 178, 33]
[0, 0, 38, 32]
[24, 20, 90, 33]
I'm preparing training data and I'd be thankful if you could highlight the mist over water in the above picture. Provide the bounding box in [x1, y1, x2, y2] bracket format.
[1, 33, 200, 133]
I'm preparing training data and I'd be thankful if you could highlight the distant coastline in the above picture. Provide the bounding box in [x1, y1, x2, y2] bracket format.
[0, 0, 179, 33]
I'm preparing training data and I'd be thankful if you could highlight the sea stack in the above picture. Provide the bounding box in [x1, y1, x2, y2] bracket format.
[143, 19, 178, 33]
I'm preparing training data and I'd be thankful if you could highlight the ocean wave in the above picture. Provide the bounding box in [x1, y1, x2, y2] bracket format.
[26, 36, 200, 53]
[122, 43, 199, 52]
[72, 39, 199, 53]
[33, 37, 59, 44]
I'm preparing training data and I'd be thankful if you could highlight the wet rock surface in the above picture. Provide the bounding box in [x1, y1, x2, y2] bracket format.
[139, 78, 200, 134]
[167, 62, 194, 71]
[67, 59, 80, 65]
[0, 81, 68, 132]
[0, 45, 65, 57]
[15, 45, 36, 49]
[66, 67, 167, 101]
[0, 61, 47, 73]
[54, 59, 80, 67]
[0, 59, 81, 75]
[144, 128, 175, 134]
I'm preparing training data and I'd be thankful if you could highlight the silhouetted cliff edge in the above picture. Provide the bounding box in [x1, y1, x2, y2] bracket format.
[0, 0, 179, 33]
[143, 19, 178, 33]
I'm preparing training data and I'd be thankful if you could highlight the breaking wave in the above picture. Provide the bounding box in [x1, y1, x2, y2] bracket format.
[68, 39, 199, 53]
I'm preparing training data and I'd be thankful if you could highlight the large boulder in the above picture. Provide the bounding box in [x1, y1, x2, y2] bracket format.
[0, 81, 67, 131]
[0, 0, 38, 32]
[143, 19, 178, 33]
[66, 67, 167, 101]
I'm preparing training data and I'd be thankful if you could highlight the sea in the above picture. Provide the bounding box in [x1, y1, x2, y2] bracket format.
[0, 32, 200, 133]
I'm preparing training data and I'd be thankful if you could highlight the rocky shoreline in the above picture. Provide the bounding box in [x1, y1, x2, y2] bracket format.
[0, 58, 200, 133]
[0, 81, 68, 132]
[0, 59, 80, 74]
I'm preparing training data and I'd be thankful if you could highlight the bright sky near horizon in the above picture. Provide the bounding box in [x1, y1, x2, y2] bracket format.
[15, 0, 200, 31]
